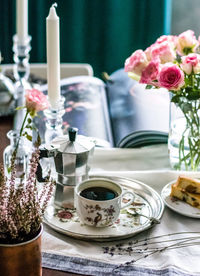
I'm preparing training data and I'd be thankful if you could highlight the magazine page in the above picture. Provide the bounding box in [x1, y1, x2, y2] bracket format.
[35, 76, 113, 147]
[106, 69, 170, 147]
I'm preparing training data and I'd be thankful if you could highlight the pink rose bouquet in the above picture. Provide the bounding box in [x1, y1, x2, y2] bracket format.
[125, 30, 200, 170]
[124, 29, 200, 93]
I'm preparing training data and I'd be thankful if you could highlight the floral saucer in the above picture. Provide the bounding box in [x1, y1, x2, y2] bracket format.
[44, 176, 164, 241]
[161, 181, 200, 218]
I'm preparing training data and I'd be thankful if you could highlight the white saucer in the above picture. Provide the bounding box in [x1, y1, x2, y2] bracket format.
[161, 181, 200, 218]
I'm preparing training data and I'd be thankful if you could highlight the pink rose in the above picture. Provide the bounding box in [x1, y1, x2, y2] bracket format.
[151, 41, 176, 63]
[124, 50, 148, 76]
[176, 30, 199, 55]
[158, 63, 185, 90]
[145, 35, 177, 62]
[156, 35, 177, 47]
[156, 35, 170, 44]
[181, 53, 200, 74]
[140, 58, 160, 84]
[144, 46, 152, 61]
[25, 89, 49, 113]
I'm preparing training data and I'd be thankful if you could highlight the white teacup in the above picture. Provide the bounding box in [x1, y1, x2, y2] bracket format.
[74, 178, 135, 227]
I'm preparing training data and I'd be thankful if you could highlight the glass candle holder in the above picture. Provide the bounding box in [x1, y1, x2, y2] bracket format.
[13, 34, 32, 84]
[43, 96, 65, 144]
[12, 34, 32, 131]
[38, 96, 65, 181]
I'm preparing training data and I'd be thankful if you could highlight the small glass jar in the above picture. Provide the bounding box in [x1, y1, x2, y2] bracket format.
[3, 130, 30, 179]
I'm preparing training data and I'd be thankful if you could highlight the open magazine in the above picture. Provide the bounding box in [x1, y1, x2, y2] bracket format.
[35, 69, 170, 148]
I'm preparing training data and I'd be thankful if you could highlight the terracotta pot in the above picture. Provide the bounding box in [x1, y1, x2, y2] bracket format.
[0, 224, 43, 276]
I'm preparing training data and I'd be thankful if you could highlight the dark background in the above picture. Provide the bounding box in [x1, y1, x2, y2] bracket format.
[0, 0, 171, 78]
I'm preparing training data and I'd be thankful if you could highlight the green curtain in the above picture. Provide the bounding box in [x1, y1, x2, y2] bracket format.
[0, 0, 172, 78]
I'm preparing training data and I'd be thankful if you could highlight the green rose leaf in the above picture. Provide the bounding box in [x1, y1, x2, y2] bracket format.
[183, 47, 193, 55]
[146, 85, 153, 89]
[29, 110, 37, 118]
[176, 54, 182, 63]
[186, 91, 200, 100]
[15, 106, 25, 111]
[25, 124, 33, 130]
[25, 134, 32, 142]
[171, 95, 180, 103]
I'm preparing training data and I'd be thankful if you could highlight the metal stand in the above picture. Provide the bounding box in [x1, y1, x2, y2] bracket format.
[12, 34, 32, 130]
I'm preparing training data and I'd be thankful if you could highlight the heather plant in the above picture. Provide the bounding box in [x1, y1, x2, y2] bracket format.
[0, 88, 53, 244]
[0, 142, 54, 244]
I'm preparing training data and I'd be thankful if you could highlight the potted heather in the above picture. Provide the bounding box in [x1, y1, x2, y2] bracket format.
[0, 89, 54, 276]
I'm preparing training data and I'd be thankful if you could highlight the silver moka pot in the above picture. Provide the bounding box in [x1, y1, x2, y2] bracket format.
[37, 127, 95, 208]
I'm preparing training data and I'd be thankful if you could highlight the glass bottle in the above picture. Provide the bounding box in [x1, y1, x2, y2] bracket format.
[3, 130, 30, 179]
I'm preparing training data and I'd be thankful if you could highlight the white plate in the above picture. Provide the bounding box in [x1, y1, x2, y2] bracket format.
[44, 175, 164, 241]
[161, 181, 200, 218]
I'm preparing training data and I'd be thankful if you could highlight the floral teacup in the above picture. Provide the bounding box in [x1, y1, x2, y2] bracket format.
[74, 178, 135, 227]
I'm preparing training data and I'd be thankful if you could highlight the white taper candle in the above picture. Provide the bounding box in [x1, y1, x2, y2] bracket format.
[46, 3, 60, 109]
[17, 0, 28, 44]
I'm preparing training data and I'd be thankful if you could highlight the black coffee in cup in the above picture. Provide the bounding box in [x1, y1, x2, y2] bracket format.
[80, 186, 118, 201]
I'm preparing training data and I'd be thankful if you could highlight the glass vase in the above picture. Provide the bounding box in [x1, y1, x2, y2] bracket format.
[168, 96, 200, 171]
[3, 130, 30, 179]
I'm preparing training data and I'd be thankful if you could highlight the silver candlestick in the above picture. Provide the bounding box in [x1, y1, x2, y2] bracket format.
[12, 34, 32, 131]
[44, 96, 65, 144]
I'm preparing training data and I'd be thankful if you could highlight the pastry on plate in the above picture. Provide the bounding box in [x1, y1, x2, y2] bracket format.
[170, 180, 200, 209]
[174, 175, 200, 194]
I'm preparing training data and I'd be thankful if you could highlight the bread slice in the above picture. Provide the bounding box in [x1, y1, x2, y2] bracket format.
[174, 176, 200, 194]
[170, 184, 200, 209]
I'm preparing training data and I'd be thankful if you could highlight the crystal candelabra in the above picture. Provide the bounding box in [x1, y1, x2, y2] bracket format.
[12, 34, 32, 131]
[44, 96, 65, 144]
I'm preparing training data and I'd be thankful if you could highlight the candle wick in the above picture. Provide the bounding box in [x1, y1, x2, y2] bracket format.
[52, 3, 57, 9]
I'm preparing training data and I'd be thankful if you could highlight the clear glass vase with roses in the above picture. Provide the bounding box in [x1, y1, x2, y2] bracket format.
[125, 30, 200, 171]
[4, 88, 50, 177]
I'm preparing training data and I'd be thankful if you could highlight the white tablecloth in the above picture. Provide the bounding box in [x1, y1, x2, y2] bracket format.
[42, 145, 200, 276]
